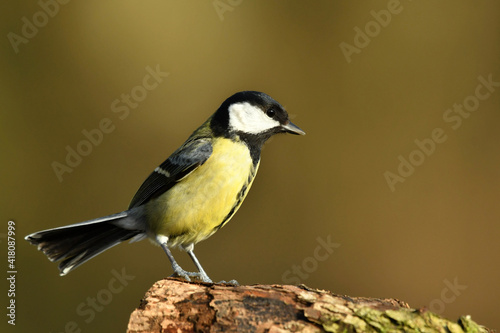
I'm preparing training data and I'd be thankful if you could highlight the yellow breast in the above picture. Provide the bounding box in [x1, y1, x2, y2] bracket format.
[146, 138, 258, 247]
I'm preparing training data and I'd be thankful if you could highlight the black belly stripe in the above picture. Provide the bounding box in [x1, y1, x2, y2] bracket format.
[213, 167, 257, 231]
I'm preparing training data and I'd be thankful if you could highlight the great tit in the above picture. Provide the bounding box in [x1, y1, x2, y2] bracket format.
[25, 91, 305, 283]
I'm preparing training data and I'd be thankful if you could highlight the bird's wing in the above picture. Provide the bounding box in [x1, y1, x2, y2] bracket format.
[129, 138, 213, 208]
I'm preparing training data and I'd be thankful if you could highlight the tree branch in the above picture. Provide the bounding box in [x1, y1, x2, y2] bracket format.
[127, 278, 491, 332]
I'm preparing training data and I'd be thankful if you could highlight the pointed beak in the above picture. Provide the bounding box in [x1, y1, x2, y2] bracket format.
[282, 121, 306, 135]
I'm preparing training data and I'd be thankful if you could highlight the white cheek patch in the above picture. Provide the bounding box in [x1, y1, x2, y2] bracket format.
[228, 102, 281, 134]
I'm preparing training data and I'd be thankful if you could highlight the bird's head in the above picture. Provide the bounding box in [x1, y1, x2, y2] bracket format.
[211, 91, 305, 143]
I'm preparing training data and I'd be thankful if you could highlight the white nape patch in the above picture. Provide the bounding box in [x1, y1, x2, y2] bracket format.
[155, 166, 170, 177]
[228, 102, 281, 134]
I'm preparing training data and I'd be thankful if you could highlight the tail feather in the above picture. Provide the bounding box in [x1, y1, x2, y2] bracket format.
[25, 211, 145, 276]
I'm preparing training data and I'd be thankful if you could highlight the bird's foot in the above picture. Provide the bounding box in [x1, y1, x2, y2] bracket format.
[218, 279, 239, 285]
[169, 266, 213, 283]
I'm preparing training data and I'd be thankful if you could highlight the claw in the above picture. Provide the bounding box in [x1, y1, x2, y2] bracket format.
[169, 269, 191, 281]
[198, 272, 213, 284]
[169, 261, 197, 281]
[218, 279, 239, 285]
[159, 238, 214, 284]
[169, 269, 213, 283]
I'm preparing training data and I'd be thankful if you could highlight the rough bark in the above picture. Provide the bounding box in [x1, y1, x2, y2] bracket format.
[127, 278, 491, 333]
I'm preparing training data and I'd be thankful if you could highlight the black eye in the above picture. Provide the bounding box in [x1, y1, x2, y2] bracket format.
[266, 109, 276, 118]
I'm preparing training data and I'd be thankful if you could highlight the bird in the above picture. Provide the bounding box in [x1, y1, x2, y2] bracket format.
[25, 91, 305, 283]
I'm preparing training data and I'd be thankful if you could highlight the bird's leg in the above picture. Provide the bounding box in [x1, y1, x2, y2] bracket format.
[186, 250, 238, 284]
[183, 244, 239, 285]
[186, 249, 213, 283]
[157, 236, 198, 281]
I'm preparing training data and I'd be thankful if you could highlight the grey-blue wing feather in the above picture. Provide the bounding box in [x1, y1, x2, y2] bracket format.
[129, 138, 213, 208]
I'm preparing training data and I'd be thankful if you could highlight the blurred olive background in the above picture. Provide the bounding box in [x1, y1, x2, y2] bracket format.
[1, 1, 499, 332]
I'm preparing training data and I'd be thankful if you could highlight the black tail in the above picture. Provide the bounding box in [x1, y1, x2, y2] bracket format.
[25, 211, 145, 276]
